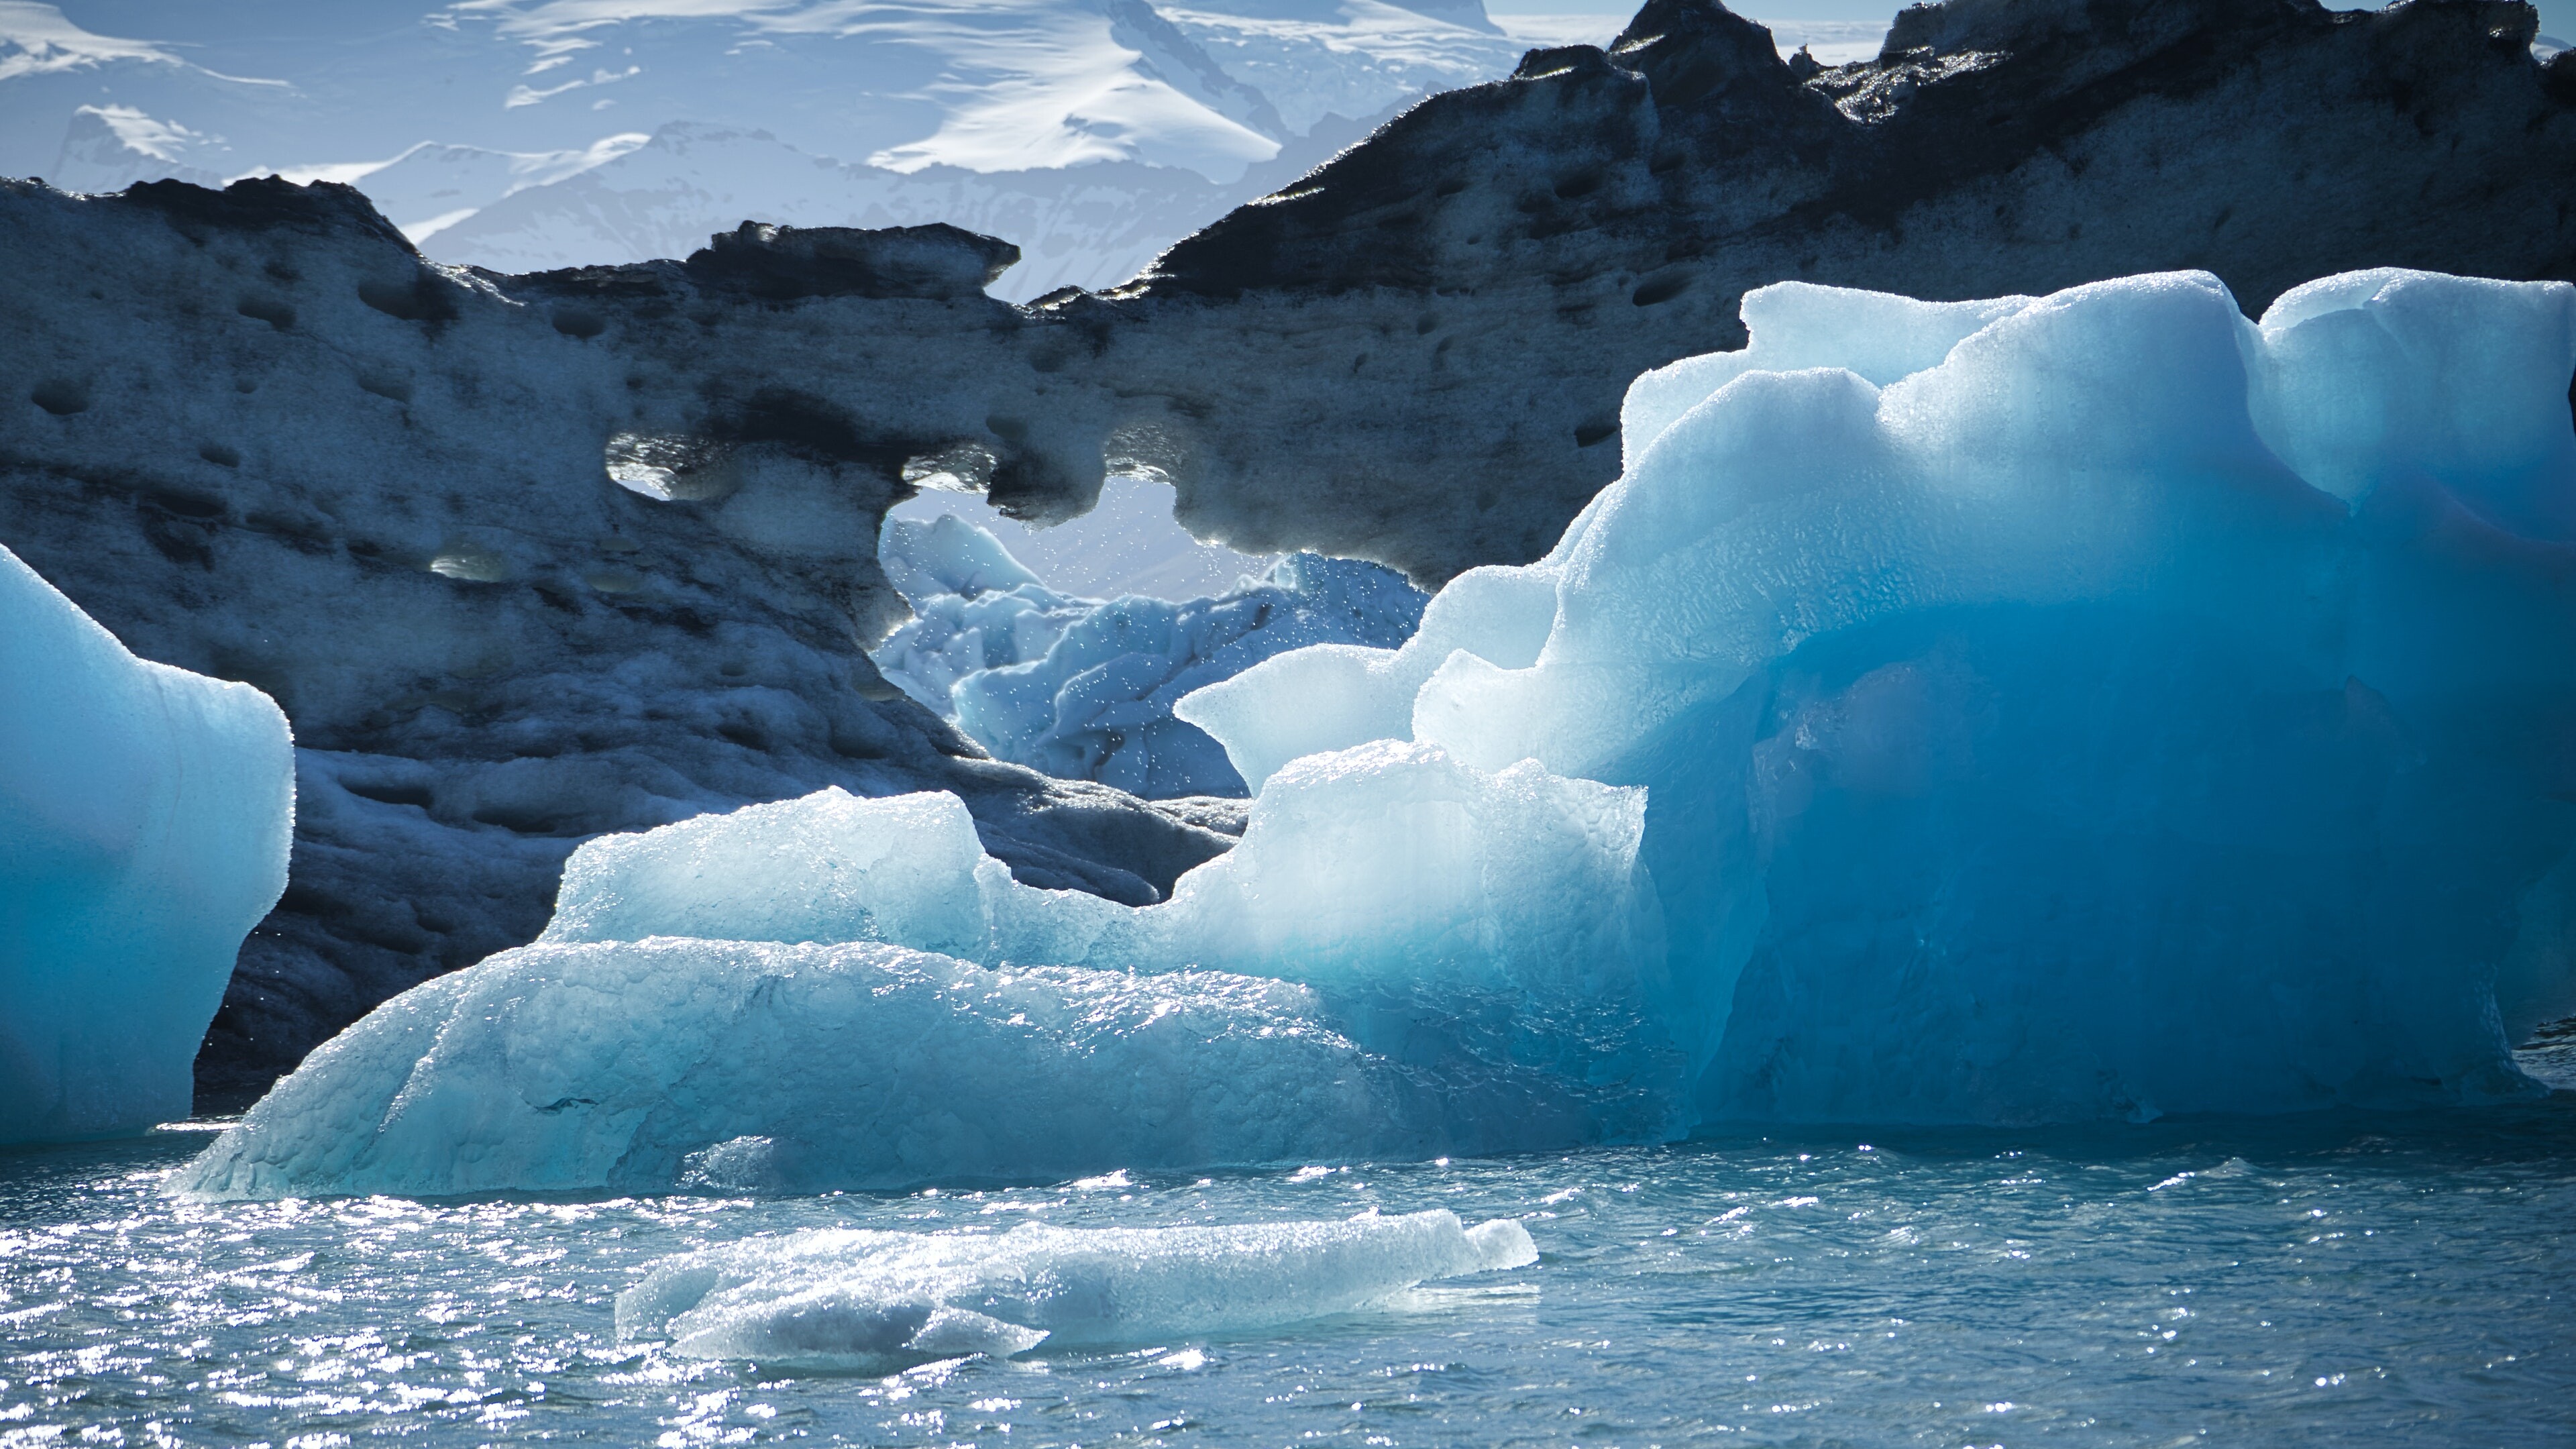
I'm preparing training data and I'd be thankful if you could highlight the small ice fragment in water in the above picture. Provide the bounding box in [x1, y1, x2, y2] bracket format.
[616, 1210, 1536, 1369]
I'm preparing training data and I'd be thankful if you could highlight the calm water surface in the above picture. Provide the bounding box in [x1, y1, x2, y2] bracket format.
[6, 1091, 2575, 1446]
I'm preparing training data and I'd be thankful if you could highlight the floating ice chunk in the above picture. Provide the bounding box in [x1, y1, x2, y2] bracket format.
[1, 544, 294, 1142]
[178, 741, 1680, 1197]
[1208, 267, 2576, 1122]
[617, 1210, 1537, 1368]
[170, 938, 1415, 1198]
[871, 513, 1093, 714]
[879, 512, 1051, 608]
[875, 515, 1425, 796]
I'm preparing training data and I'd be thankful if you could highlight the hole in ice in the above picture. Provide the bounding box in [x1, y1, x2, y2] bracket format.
[884, 476, 1271, 601]
[340, 777, 433, 809]
[902, 441, 997, 492]
[471, 802, 565, 835]
[30, 378, 89, 415]
[199, 442, 241, 468]
[427, 547, 512, 582]
[235, 294, 294, 329]
[551, 307, 606, 339]
[1631, 270, 1693, 307]
[146, 488, 225, 521]
[604, 432, 737, 501]
[357, 274, 456, 323]
[1573, 418, 1617, 448]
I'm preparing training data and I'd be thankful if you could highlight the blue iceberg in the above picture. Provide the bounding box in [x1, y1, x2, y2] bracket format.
[180, 267, 2576, 1197]
[1192, 267, 2576, 1124]
[2, 543, 293, 1143]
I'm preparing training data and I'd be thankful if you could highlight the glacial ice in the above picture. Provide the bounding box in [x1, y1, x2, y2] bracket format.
[1199, 267, 2576, 1123]
[1, 544, 293, 1142]
[181, 265, 2576, 1195]
[616, 1211, 1537, 1368]
[873, 513, 1425, 797]
[178, 745, 1679, 1197]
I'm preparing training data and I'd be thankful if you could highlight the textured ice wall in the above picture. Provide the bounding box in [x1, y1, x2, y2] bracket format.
[1, 545, 292, 1142]
[616, 1212, 1536, 1368]
[1197, 268, 2576, 1124]
[177, 749, 1679, 1197]
[179, 266, 2576, 1196]
[874, 514, 1426, 796]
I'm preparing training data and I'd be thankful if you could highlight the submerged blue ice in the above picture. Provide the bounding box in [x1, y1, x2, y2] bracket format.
[182, 267, 2576, 1197]
[872, 513, 1425, 796]
[1, 544, 293, 1143]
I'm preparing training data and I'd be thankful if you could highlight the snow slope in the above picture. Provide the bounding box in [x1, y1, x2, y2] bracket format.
[3, 0, 1532, 294]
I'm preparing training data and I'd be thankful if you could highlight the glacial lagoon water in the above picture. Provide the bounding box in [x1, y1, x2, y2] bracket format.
[9, 1055, 2576, 1448]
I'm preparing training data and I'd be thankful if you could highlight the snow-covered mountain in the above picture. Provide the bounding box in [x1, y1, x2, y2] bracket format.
[3, 0, 1536, 295]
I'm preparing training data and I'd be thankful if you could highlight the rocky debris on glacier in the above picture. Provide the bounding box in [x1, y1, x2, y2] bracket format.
[172, 266, 2576, 1194]
[0, 543, 291, 1143]
[873, 512, 1426, 796]
[0, 179, 1236, 1102]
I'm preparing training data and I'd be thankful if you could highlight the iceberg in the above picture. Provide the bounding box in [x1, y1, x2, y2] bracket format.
[873, 513, 1426, 797]
[616, 1211, 1537, 1369]
[176, 748, 1679, 1198]
[180, 266, 2576, 1197]
[1, 543, 293, 1143]
[1197, 268, 2576, 1124]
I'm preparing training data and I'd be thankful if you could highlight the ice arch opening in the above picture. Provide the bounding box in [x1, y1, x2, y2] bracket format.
[873, 477, 1428, 797]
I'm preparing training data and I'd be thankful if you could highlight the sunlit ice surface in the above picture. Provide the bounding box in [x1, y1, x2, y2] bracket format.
[9, 1079, 2576, 1444]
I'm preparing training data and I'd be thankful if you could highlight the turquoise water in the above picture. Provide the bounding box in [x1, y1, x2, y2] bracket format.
[7, 1091, 2575, 1446]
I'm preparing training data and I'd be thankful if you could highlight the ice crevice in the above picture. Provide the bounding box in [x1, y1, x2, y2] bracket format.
[178, 266, 2576, 1197]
